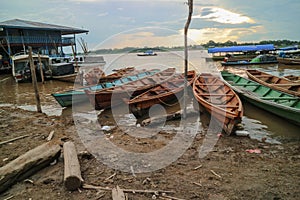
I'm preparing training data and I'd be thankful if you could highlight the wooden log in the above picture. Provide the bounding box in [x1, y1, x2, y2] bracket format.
[112, 185, 125, 200]
[0, 142, 61, 193]
[63, 141, 84, 191]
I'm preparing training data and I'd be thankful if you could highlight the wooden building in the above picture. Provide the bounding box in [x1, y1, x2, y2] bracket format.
[0, 19, 88, 71]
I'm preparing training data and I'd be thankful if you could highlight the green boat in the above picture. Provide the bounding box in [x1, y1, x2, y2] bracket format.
[52, 69, 160, 107]
[221, 71, 300, 126]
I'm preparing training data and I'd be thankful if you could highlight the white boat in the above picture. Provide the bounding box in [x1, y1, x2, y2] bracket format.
[11, 53, 51, 82]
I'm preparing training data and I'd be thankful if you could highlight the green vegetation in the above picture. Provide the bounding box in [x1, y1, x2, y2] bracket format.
[91, 40, 300, 54]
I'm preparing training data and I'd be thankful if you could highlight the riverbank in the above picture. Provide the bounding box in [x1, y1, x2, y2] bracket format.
[0, 106, 299, 200]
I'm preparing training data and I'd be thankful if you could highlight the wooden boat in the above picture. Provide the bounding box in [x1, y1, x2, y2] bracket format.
[51, 69, 160, 107]
[98, 67, 136, 83]
[221, 71, 300, 126]
[11, 53, 52, 82]
[127, 70, 196, 118]
[246, 69, 300, 97]
[50, 62, 79, 83]
[221, 55, 278, 66]
[284, 75, 300, 82]
[84, 68, 176, 110]
[277, 57, 300, 65]
[193, 73, 243, 135]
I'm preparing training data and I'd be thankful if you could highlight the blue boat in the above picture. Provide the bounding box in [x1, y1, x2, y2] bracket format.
[52, 69, 160, 107]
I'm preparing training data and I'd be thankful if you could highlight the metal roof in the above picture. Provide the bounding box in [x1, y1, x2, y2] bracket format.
[0, 19, 88, 35]
[208, 44, 275, 53]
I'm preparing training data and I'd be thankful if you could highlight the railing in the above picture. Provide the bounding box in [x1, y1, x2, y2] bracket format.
[6, 36, 74, 45]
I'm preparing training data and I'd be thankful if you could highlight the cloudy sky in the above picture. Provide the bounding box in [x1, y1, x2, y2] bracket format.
[1, 0, 299, 50]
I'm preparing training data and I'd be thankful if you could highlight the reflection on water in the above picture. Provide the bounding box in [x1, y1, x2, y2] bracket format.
[1, 50, 299, 142]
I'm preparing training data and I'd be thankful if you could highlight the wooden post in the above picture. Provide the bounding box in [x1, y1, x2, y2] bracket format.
[0, 142, 61, 193]
[38, 54, 44, 84]
[28, 47, 42, 113]
[183, 0, 193, 119]
[71, 44, 79, 73]
[63, 141, 83, 191]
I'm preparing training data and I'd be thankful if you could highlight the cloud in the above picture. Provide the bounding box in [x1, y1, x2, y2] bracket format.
[193, 7, 255, 24]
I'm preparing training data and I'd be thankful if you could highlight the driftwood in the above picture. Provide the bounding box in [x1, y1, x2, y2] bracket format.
[112, 185, 125, 200]
[47, 131, 55, 141]
[0, 142, 61, 193]
[0, 134, 30, 146]
[63, 141, 84, 191]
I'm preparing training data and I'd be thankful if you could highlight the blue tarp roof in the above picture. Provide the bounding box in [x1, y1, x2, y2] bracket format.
[208, 44, 275, 53]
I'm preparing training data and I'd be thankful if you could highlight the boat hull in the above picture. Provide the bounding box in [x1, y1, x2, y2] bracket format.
[193, 73, 243, 135]
[85, 68, 176, 110]
[246, 69, 300, 97]
[221, 71, 300, 126]
[128, 70, 196, 118]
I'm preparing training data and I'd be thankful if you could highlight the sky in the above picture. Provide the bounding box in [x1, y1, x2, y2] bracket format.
[1, 0, 299, 51]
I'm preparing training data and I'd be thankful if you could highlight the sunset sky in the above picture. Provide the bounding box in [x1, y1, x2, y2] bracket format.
[1, 0, 299, 51]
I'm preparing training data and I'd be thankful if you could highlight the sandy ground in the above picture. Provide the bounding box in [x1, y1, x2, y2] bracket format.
[0, 106, 300, 200]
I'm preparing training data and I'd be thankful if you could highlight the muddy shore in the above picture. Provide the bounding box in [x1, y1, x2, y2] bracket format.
[0, 106, 299, 200]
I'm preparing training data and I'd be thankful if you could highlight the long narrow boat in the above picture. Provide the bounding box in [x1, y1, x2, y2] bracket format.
[221, 71, 300, 126]
[84, 68, 176, 110]
[193, 73, 243, 135]
[51, 69, 160, 107]
[246, 69, 300, 97]
[98, 67, 136, 83]
[127, 70, 196, 118]
[277, 57, 300, 65]
[221, 55, 278, 66]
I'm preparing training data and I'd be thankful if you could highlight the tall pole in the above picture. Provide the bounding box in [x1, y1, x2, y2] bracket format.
[183, 0, 193, 118]
[28, 46, 42, 113]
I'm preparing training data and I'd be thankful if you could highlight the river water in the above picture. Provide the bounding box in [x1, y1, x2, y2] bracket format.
[0, 50, 299, 142]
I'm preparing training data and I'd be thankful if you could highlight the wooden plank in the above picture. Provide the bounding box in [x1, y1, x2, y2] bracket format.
[0, 142, 61, 193]
[112, 185, 125, 200]
[63, 141, 84, 191]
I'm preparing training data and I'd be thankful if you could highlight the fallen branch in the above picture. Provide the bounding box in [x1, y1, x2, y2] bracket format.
[82, 184, 174, 194]
[105, 172, 117, 181]
[0, 134, 30, 145]
[194, 165, 202, 170]
[159, 195, 186, 200]
[210, 170, 222, 179]
[47, 131, 55, 141]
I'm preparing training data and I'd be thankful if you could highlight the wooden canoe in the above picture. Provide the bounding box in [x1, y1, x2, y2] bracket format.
[98, 67, 136, 83]
[277, 57, 300, 65]
[221, 71, 300, 126]
[246, 69, 300, 97]
[193, 73, 243, 135]
[51, 69, 159, 107]
[84, 68, 176, 110]
[127, 70, 196, 118]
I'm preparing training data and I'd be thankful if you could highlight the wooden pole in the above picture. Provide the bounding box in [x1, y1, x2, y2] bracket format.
[71, 44, 79, 73]
[28, 47, 42, 113]
[0, 142, 61, 193]
[38, 54, 44, 84]
[63, 141, 84, 191]
[183, 0, 193, 118]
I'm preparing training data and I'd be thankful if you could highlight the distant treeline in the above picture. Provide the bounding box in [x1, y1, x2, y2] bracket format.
[91, 40, 300, 54]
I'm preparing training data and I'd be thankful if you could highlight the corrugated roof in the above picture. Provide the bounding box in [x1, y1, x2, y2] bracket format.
[208, 44, 275, 53]
[0, 19, 88, 35]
